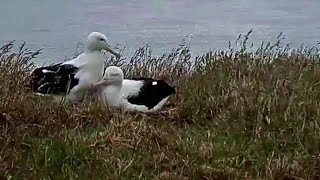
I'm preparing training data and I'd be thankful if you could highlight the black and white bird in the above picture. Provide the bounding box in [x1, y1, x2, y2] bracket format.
[91, 66, 176, 112]
[29, 32, 120, 102]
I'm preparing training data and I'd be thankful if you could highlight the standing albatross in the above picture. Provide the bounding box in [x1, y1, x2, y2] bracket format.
[29, 32, 120, 102]
[91, 66, 176, 112]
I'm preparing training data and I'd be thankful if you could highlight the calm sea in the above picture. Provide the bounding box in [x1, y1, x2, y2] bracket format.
[0, 0, 319, 65]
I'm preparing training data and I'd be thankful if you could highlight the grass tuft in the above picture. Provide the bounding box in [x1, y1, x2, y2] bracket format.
[1, 33, 320, 179]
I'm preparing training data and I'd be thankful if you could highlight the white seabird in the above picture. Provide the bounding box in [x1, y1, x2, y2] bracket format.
[29, 32, 120, 103]
[91, 66, 176, 112]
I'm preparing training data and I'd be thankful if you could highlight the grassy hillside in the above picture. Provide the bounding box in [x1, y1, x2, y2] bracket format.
[1, 34, 320, 179]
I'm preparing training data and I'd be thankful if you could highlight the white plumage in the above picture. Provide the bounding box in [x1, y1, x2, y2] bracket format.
[65, 51, 106, 102]
[29, 32, 120, 103]
[91, 66, 176, 112]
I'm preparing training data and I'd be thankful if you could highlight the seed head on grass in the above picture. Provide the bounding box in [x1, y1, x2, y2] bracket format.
[1, 32, 320, 179]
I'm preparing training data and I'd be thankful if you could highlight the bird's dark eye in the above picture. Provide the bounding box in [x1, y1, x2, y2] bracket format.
[99, 38, 105, 41]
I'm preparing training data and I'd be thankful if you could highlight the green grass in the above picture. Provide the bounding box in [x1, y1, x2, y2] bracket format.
[1, 32, 320, 179]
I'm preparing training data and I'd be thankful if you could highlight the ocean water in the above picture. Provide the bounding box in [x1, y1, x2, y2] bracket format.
[0, 0, 319, 65]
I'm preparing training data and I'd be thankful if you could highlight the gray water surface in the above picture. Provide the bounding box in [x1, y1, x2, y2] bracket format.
[0, 0, 319, 65]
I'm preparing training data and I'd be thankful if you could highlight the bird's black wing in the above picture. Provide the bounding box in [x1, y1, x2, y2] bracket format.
[29, 63, 79, 95]
[127, 78, 175, 110]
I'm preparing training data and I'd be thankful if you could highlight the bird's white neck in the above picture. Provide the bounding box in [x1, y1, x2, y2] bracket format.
[104, 84, 122, 107]
[74, 51, 105, 87]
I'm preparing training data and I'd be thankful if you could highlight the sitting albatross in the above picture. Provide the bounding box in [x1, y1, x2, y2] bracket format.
[29, 32, 120, 102]
[91, 66, 176, 112]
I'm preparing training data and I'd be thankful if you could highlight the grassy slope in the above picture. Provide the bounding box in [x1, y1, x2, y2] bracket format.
[1, 34, 320, 179]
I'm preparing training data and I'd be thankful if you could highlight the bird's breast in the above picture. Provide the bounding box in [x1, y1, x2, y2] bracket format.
[104, 86, 122, 106]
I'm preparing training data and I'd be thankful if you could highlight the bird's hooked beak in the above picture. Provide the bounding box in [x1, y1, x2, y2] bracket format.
[91, 79, 109, 91]
[105, 44, 121, 59]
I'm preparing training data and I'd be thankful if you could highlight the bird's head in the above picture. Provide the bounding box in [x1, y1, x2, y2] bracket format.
[86, 32, 120, 59]
[103, 66, 124, 85]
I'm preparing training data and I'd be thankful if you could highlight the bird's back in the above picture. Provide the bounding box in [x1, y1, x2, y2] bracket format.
[125, 78, 175, 110]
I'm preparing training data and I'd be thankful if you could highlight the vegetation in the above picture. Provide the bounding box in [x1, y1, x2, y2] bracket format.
[1, 32, 320, 179]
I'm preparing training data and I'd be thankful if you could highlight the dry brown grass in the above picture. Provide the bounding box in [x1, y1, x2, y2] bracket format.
[1, 33, 320, 179]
